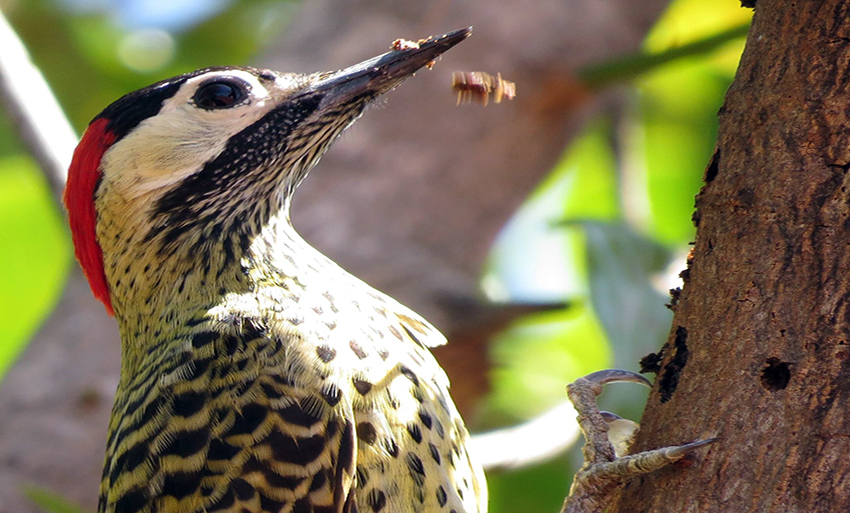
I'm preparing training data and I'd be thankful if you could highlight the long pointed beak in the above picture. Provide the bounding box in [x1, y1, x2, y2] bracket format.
[302, 27, 472, 104]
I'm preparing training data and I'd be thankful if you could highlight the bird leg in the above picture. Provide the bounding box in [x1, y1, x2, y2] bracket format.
[560, 369, 718, 513]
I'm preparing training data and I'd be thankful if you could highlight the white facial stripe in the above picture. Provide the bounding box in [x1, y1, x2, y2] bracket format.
[96, 68, 313, 208]
[100, 70, 281, 199]
[159, 69, 272, 114]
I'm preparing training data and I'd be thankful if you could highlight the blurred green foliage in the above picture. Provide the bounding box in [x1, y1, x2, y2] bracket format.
[23, 486, 89, 513]
[481, 0, 750, 510]
[0, 155, 69, 377]
[0, 0, 751, 511]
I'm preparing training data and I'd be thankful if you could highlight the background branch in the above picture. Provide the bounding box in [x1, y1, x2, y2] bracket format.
[0, 8, 76, 201]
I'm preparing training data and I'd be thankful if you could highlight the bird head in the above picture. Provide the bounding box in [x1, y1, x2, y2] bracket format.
[63, 28, 470, 318]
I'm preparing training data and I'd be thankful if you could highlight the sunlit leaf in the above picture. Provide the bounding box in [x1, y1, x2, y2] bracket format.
[632, 61, 734, 245]
[487, 457, 572, 513]
[559, 119, 620, 221]
[0, 156, 70, 378]
[23, 486, 90, 513]
[645, 0, 752, 74]
[483, 305, 611, 423]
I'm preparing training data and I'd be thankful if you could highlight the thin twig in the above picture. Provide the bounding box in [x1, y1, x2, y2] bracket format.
[0, 7, 77, 201]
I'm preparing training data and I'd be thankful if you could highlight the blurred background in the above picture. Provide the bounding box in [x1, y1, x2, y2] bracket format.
[0, 0, 750, 511]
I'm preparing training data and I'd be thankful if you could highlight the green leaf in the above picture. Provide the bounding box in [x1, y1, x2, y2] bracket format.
[632, 61, 733, 245]
[558, 119, 620, 221]
[487, 456, 572, 513]
[482, 119, 620, 304]
[0, 155, 70, 379]
[23, 486, 90, 513]
[483, 305, 611, 423]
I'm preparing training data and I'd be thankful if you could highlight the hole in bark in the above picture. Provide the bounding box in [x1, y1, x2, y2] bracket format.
[640, 351, 664, 374]
[760, 358, 790, 391]
[736, 187, 755, 206]
[659, 326, 689, 403]
[704, 149, 720, 182]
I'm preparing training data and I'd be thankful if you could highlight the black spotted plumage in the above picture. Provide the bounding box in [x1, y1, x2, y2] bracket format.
[71, 29, 484, 513]
[101, 274, 484, 513]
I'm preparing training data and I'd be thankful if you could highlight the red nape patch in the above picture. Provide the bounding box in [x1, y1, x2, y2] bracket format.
[63, 118, 116, 316]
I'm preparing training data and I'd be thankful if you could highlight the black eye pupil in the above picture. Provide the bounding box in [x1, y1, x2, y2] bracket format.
[194, 80, 246, 110]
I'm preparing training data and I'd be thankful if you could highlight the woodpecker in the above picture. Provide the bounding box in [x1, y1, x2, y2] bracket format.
[63, 28, 486, 513]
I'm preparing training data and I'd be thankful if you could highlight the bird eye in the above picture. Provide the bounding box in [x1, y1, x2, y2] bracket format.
[193, 79, 248, 110]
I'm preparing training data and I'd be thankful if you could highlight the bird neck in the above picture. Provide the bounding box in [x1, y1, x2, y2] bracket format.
[101, 203, 321, 352]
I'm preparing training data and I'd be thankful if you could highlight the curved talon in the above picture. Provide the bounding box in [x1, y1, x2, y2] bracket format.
[663, 437, 721, 459]
[566, 370, 652, 469]
[562, 369, 716, 513]
[583, 369, 652, 387]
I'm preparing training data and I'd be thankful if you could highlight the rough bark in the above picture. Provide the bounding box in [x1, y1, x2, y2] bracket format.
[613, 1, 850, 511]
[0, 1, 669, 511]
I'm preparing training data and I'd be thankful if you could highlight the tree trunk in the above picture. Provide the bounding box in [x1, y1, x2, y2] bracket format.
[613, 1, 850, 510]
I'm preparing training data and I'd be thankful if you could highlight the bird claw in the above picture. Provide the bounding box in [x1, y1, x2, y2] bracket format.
[580, 368, 652, 388]
[560, 369, 717, 513]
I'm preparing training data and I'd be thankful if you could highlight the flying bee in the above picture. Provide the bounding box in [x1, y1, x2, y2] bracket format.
[451, 71, 516, 106]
